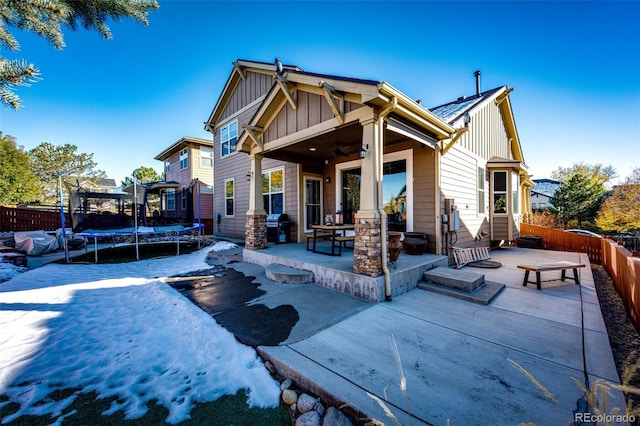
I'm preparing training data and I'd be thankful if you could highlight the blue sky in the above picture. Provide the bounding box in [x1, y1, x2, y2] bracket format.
[1, 0, 638, 186]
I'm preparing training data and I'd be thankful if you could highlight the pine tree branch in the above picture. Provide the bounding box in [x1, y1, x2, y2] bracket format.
[0, 57, 40, 108]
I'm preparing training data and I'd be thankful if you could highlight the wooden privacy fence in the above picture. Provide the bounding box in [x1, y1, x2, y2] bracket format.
[520, 223, 602, 264]
[0, 206, 68, 232]
[521, 223, 640, 332]
[601, 239, 640, 331]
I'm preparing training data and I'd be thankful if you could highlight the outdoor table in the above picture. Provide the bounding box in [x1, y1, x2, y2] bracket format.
[308, 224, 355, 256]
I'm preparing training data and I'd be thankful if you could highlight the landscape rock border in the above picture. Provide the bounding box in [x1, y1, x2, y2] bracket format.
[262, 357, 370, 426]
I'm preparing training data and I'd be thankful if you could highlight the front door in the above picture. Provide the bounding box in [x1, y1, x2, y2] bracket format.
[304, 177, 322, 232]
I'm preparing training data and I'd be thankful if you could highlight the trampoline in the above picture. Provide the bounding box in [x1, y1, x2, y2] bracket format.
[77, 223, 205, 263]
[64, 176, 205, 263]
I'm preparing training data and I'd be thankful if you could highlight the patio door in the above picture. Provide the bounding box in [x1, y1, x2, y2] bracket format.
[304, 177, 322, 232]
[336, 149, 413, 231]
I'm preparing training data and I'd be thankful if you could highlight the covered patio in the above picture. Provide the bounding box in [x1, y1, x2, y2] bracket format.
[244, 241, 447, 302]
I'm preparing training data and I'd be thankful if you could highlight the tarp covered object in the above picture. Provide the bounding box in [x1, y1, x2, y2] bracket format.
[14, 231, 59, 255]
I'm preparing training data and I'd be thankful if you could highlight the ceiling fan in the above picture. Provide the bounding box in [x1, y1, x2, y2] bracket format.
[334, 142, 349, 158]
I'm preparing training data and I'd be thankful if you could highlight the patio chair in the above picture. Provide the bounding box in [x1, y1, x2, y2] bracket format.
[452, 246, 501, 269]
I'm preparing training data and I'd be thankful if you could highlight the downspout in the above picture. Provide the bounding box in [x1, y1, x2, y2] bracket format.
[378, 97, 397, 301]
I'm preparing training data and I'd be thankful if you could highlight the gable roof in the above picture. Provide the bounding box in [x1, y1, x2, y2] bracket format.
[205, 59, 301, 130]
[430, 86, 504, 124]
[431, 85, 525, 164]
[154, 136, 212, 161]
[95, 178, 116, 188]
[206, 59, 527, 165]
[532, 179, 561, 197]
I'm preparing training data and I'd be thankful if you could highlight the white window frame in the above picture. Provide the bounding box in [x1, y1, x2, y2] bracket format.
[220, 121, 238, 158]
[262, 167, 285, 215]
[512, 172, 520, 215]
[166, 188, 175, 211]
[477, 165, 486, 215]
[164, 160, 170, 174]
[224, 178, 235, 217]
[200, 146, 213, 168]
[491, 170, 508, 215]
[179, 148, 188, 170]
[335, 149, 414, 231]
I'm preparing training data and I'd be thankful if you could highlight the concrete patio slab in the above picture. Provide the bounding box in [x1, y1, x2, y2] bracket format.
[204, 245, 624, 425]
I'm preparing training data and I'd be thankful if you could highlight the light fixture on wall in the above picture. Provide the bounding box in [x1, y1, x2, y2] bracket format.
[325, 177, 331, 184]
[246, 171, 252, 181]
[360, 144, 369, 159]
[464, 112, 471, 127]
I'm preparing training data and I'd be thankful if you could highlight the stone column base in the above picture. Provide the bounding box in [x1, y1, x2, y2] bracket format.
[245, 214, 267, 250]
[353, 215, 382, 277]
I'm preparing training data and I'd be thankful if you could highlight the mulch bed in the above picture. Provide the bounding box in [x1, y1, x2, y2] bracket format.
[592, 264, 640, 415]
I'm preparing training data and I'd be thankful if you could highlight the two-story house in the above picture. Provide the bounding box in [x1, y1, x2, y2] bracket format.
[153, 136, 214, 231]
[205, 59, 533, 290]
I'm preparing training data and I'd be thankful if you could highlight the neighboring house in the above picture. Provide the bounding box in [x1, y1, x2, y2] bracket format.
[205, 59, 533, 276]
[531, 178, 560, 211]
[153, 136, 214, 231]
[93, 178, 117, 193]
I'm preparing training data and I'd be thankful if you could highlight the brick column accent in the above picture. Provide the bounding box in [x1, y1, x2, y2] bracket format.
[353, 214, 383, 276]
[245, 214, 267, 250]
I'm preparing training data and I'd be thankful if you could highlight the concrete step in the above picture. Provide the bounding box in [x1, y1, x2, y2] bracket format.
[417, 280, 505, 305]
[422, 267, 484, 292]
[266, 263, 314, 284]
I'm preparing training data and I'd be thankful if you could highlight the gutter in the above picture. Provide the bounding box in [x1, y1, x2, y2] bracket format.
[378, 97, 397, 301]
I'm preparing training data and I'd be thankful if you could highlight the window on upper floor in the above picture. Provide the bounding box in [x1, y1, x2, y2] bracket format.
[200, 146, 213, 168]
[164, 160, 170, 174]
[221, 121, 238, 158]
[179, 149, 188, 169]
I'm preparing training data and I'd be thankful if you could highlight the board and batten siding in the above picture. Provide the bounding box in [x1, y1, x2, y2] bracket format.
[213, 71, 305, 239]
[220, 71, 274, 123]
[263, 92, 363, 143]
[456, 99, 511, 160]
[440, 146, 490, 248]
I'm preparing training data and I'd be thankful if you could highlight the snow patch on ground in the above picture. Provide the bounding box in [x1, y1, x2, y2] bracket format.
[0, 242, 279, 424]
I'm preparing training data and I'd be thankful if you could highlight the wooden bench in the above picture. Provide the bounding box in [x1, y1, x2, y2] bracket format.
[333, 235, 355, 254]
[517, 261, 586, 290]
[305, 232, 333, 251]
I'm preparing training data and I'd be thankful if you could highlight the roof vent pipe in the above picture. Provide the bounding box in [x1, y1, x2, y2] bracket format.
[474, 70, 481, 96]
